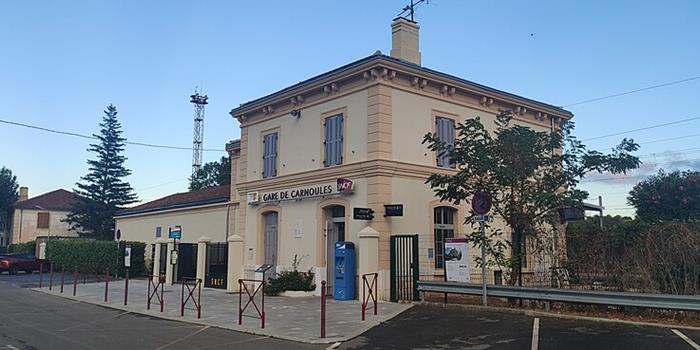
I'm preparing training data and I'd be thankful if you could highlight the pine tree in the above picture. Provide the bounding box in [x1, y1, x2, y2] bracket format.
[66, 105, 138, 240]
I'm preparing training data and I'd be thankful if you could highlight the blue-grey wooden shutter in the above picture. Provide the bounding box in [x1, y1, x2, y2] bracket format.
[263, 132, 277, 177]
[436, 117, 455, 168]
[324, 114, 343, 166]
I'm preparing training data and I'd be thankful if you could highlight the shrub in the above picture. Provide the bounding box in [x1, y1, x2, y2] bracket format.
[265, 254, 315, 296]
[8, 241, 35, 254]
[45, 240, 145, 277]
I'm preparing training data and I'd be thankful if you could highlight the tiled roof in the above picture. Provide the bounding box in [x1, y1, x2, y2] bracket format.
[116, 185, 230, 216]
[14, 189, 77, 211]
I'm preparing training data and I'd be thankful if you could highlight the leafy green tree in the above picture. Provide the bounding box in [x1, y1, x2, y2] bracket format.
[0, 166, 19, 234]
[423, 110, 640, 285]
[66, 105, 138, 240]
[628, 170, 699, 222]
[189, 156, 231, 190]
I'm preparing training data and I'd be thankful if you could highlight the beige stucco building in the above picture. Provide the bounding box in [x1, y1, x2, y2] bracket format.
[222, 18, 573, 300]
[12, 187, 79, 244]
[114, 185, 231, 288]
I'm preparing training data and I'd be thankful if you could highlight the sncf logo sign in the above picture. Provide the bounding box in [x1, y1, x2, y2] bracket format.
[337, 178, 354, 193]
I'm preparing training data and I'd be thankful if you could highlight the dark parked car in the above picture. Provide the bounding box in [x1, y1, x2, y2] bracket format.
[0, 253, 42, 274]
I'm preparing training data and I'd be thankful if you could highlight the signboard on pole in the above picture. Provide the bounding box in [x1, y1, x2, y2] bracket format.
[169, 226, 182, 240]
[124, 245, 132, 268]
[444, 238, 469, 283]
[471, 191, 492, 215]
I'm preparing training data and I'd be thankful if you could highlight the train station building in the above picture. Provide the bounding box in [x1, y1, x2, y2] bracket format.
[225, 17, 572, 300]
[117, 17, 572, 301]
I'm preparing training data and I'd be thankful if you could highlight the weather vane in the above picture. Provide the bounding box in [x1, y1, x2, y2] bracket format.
[397, 0, 429, 21]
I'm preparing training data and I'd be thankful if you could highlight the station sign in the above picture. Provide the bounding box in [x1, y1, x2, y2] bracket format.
[353, 207, 374, 220]
[247, 178, 354, 205]
[205, 274, 226, 289]
[384, 204, 404, 217]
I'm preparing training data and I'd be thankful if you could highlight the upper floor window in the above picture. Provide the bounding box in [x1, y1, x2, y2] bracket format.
[435, 116, 455, 168]
[37, 212, 50, 229]
[155, 226, 162, 238]
[262, 132, 278, 178]
[324, 113, 344, 167]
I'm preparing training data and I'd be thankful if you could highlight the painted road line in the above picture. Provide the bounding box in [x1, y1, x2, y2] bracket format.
[5, 345, 20, 350]
[531, 317, 540, 350]
[154, 325, 211, 350]
[672, 329, 700, 350]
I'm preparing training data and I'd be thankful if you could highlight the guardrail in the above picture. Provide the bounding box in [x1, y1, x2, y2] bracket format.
[417, 281, 700, 312]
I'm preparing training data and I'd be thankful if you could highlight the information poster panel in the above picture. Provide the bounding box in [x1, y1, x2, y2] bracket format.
[444, 238, 469, 283]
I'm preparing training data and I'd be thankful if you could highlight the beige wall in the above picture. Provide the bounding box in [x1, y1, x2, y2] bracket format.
[391, 89, 552, 166]
[115, 204, 229, 244]
[244, 90, 368, 180]
[11, 209, 76, 243]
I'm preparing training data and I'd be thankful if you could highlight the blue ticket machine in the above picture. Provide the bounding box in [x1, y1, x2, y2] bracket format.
[334, 241, 356, 300]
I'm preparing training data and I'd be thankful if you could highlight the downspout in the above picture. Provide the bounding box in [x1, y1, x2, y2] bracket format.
[224, 203, 230, 242]
[18, 209, 23, 243]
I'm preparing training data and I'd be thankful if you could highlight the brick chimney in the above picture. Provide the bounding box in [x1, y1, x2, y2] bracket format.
[18, 187, 28, 201]
[390, 17, 421, 65]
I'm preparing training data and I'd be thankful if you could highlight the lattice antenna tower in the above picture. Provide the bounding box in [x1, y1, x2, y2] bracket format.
[190, 89, 208, 178]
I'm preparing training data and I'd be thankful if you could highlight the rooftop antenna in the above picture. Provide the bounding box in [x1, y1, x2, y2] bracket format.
[190, 88, 208, 179]
[397, 0, 429, 21]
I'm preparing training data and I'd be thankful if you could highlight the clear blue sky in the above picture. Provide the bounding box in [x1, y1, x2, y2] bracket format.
[1, 0, 698, 216]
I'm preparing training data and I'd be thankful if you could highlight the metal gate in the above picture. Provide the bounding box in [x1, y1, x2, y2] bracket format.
[390, 234, 419, 302]
[205, 242, 228, 289]
[176, 243, 197, 282]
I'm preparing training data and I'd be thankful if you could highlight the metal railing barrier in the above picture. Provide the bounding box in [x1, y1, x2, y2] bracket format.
[147, 274, 166, 312]
[60, 266, 65, 293]
[104, 269, 110, 302]
[417, 281, 700, 312]
[72, 267, 78, 296]
[238, 279, 265, 329]
[124, 269, 129, 306]
[39, 262, 44, 288]
[49, 263, 54, 290]
[321, 280, 327, 338]
[181, 277, 202, 319]
[362, 273, 379, 321]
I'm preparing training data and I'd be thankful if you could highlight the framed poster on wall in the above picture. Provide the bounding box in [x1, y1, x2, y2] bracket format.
[444, 238, 469, 283]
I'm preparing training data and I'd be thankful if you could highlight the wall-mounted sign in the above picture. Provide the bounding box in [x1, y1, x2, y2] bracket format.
[444, 238, 469, 283]
[205, 274, 226, 289]
[353, 207, 374, 220]
[247, 178, 354, 205]
[169, 226, 182, 240]
[384, 204, 404, 217]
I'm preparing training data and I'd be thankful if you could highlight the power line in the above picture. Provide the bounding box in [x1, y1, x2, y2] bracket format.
[563, 76, 700, 107]
[593, 133, 700, 152]
[0, 118, 226, 152]
[580, 116, 700, 142]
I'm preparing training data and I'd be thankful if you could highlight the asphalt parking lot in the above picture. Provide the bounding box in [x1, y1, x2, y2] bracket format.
[2, 272, 699, 349]
[339, 304, 700, 350]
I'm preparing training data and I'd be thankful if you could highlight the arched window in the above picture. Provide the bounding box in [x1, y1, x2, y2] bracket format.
[263, 211, 279, 266]
[434, 206, 456, 268]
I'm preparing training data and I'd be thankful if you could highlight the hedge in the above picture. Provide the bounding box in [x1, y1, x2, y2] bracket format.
[8, 241, 36, 254]
[45, 240, 146, 277]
